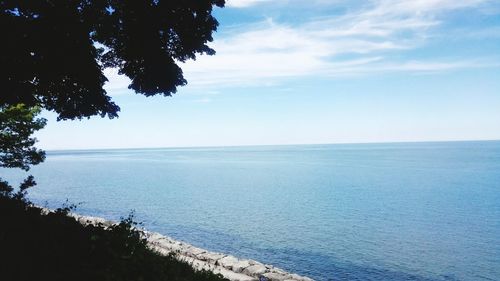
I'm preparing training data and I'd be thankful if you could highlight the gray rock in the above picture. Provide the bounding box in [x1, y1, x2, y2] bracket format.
[232, 260, 251, 273]
[147, 232, 165, 242]
[271, 268, 287, 275]
[218, 255, 240, 269]
[197, 252, 226, 264]
[186, 246, 206, 257]
[65, 210, 315, 281]
[243, 264, 267, 276]
[287, 274, 311, 281]
[263, 272, 289, 281]
[247, 260, 261, 266]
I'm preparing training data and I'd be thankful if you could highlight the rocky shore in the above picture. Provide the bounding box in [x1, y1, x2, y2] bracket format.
[69, 212, 314, 281]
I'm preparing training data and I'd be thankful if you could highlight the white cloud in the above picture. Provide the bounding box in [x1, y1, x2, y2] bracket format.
[193, 98, 213, 103]
[225, 0, 273, 8]
[103, 68, 131, 95]
[180, 0, 495, 87]
[369, 0, 487, 15]
[104, 0, 496, 90]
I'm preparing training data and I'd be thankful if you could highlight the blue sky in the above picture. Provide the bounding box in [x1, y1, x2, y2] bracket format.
[38, 0, 500, 149]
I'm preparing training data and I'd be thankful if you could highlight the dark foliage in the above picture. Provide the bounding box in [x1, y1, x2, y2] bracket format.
[0, 192, 228, 281]
[0, 104, 46, 171]
[0, 3, 228, 279]
[1, 0, 225, 120]
[0, 104, 45, 196]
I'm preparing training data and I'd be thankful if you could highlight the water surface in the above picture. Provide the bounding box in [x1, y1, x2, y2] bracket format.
[2, 141, 500, 280]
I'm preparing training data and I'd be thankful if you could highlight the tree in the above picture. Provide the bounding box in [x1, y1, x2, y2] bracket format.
[1, 0, 225, 120]
[0, 0, 225, 192]
[0, 104, 46, 195]
[1, 4, 229, 279]
[0, 104, 46, 170]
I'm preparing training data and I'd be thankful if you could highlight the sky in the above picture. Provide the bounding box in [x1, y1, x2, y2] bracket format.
[37, 0, 500, 150]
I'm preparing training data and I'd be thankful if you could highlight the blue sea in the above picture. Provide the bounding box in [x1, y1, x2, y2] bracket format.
[2, 141, 500, 281]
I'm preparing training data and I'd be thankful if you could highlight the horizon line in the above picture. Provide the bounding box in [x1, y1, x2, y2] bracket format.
[43, 138, 500, 152]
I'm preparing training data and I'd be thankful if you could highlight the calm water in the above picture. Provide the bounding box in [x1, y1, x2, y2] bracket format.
[2, 141, 500, 281]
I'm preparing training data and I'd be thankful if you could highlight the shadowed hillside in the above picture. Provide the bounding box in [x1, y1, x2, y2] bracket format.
[0, 191, 228, 281]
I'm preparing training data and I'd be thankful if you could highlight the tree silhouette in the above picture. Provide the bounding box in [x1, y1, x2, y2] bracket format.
[1, 0, 225, 120]
[0, 104, 46, 195]
[0, 104, 46, 170]
[0, 3, 231, 279]
[0, 0, 225, 192]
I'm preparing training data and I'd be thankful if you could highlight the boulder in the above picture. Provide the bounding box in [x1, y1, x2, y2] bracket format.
[218, 255, 240, 269]
[186, 246, 206, 257]
[243, 264, 267, 276]
[263, 272, 290, 281]
[197, 252, 226, 264]
[232, 260, 251, 273]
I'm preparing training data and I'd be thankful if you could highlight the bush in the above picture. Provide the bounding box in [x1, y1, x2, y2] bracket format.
[0, 193, 228, 281]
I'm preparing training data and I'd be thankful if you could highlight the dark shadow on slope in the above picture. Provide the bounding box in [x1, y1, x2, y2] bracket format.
[0, 193, 228, 281]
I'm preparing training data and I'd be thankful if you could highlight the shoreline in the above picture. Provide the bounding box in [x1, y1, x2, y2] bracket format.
[64, 211, 314, 281]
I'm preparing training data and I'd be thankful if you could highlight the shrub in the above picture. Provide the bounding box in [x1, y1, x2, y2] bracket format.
[0, 192, 228, 281]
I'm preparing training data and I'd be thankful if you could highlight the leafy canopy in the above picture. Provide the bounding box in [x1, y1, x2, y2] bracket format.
[0, 104, 46, 195]
[0, 104, 46, 171]
[1, 0, 225, 120]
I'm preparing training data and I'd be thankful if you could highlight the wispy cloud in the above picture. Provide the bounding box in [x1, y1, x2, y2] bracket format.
[225, 0, 273, 8]
[103, 68, 131, 95]
[104, 0, 497, 90]
[178, 0, 497, 87]
[193, 98, 213, 103]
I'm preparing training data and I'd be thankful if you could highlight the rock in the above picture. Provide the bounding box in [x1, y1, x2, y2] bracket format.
[64, 210, 314, 281]
[243, 264, 267, 276]
[213, 267, 257, 281]
[285, 274, 314, 281]
[247, 260, 261, 266]
[218, 255, 239, 269]
[76, 215, 114, 227]
[151, 245, 170, 256]
[147, 232, 165, 242]
[183, 258, 214, 272]
[263, 272, 290, 281]
[232, 260, 251, 273]
[181, 256, 195, 263]
[271, 268, 287, 275]
[162, 242, 183, 252]
[186, 246, 205, 257]
[197, 252, 226, 264]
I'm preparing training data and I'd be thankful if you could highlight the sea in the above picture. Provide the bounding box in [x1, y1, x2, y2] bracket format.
[1, 141, 499, 281]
